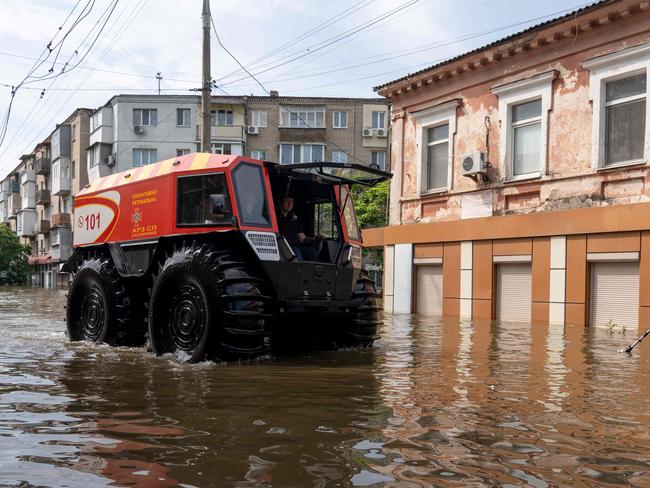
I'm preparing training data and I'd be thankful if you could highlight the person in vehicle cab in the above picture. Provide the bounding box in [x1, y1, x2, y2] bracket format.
[279, 195, 318, 261]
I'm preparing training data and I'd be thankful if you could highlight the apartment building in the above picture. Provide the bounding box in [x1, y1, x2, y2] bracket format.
[87, 95, 199, 182]
[200, 93, 389, 168]
[365, 0, 650, 330]
[0, 108, 93, 287]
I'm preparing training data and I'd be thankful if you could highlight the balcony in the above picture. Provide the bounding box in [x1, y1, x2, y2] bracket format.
[197, 125, 244, 141]
[7, 193, 20, 218]
[51, 159, 71, 196]
[35, 157, 51, 175]
[20, 169, 35, 184]
[36, 219, 51, 234]
[51, 227, 72, 261]
[35, 189, 50, 205]
[16, 210, 36, 237]
[51, 212, 71, 227]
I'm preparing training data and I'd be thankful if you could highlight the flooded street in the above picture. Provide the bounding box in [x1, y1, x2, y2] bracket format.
[1, 288, 650, 487]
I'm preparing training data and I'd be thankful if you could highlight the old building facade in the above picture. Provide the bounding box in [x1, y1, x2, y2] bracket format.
[200, 93, 389, 168]
[365, 0, 650, 329]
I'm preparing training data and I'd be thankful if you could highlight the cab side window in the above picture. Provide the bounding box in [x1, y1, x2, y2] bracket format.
[231, 163, 271, 227]
[313, 201, 338, 239]
[177, 173, 232, 226]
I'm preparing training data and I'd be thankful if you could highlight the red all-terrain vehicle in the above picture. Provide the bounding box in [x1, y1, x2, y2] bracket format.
[63, 153, 390, 361]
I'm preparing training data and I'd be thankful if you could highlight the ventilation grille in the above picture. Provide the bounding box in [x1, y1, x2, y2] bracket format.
[245, 231, 280, 261]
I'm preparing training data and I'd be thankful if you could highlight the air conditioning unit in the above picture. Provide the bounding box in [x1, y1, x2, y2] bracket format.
[247, 126, 259, 135]
[362, 128, 372, 137]
[376, 128, 387, 137]
[134, 125, 145, 134]
[106, 153, 116, 166]
[461, 151, 487, 176]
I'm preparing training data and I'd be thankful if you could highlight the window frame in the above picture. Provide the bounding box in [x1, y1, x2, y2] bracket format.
[175, 172, 233, 228]
[332, 111, 348, 129]
[176, 148, 191, 157]
[413, 100, 458, 195]
[250, 110, 267, 128]
[371, 150, 386, 170]
[371, 111, 386, 129]
[132, 148, 157, 167]
[211, 142, 232, 155]
[584, 44, 650, 170]
[231, 162, 272, 228]
[176, 108, 191, 127]
[279, 143, 326, 164]
[492, 71, 555, 181]
[133, 108, 157, 127]
[251, 150, 267, 160]
[279, 105, 326, 128]
[332, 150, 348, 163]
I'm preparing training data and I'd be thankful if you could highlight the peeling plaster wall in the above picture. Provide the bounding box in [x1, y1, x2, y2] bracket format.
[388, 6, 650, 225]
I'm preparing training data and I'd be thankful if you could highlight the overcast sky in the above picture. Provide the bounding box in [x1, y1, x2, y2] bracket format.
[0, 0, 591, 178]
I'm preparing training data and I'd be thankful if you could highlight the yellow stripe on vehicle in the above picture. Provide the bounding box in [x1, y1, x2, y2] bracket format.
[190, 152, 210, 171]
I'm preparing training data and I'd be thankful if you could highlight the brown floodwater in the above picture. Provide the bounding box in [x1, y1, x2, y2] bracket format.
[1, 287, 650, 487]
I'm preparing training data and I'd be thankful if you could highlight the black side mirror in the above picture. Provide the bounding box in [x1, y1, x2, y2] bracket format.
[209, 194, 228, 213]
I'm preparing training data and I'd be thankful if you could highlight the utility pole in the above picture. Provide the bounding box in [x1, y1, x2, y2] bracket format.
[156, 72, 162, 95]
[201, 0, 211, 152]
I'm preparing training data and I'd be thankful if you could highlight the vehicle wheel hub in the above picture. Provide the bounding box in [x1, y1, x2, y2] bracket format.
[81, 287, 105, 341]
[168, 284, 206, 351]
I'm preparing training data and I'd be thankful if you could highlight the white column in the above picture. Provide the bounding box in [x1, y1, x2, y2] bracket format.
[460, 240, 473, 318]
[393, 243, 413, 314]
[549, 236, 566, 325]
[384, 245, 395, 313]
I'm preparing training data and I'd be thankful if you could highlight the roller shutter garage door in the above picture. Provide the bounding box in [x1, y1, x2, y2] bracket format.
[496, 263, 532, 322]
[416, 265, 443, 315]
[590, 261, 639, 328]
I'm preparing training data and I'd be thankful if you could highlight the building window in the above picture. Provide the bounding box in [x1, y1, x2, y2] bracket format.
[279, 106, 325, 128]
[371, 111, 385, 129]
[425, 125, 449, 190]
[211, 143, 232, 155]
[133, 148, 157, 167]
[280, 144, 324, 164]
[133, 108, 157, 127]
[492, 71, 555, 180]
[250, 110, 267, 128]
[176, 148, 191, 157]
[177, 108, 191, 127]
[413, 100, 458, 194]
[332, 111, 348, 128]
[211, 109, 233, 126]
[251, 150, 267, 160]
[604, 73, 646, 165]
[72, 160, 76, 179]
[332, 150, 347, 163]
[371, 151, 386, 171]
[584, 44, 650, 169]
[511, 99, 542, 177]
[71, 124, 76, 142]
[90, 112, 100, 132]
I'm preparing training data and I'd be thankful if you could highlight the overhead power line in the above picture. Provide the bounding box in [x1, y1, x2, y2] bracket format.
[211, 17, 369, 166]
[217, 0, 378, 82]
[214, 0, 422, 85]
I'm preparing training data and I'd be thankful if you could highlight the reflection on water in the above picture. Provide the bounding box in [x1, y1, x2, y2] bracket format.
[1, 287, 650, 487]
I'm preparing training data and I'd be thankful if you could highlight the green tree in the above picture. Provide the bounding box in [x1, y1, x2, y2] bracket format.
[352, 180, 390, 230]
[0, 224, 31, 285]
[352, 180, 389, 267]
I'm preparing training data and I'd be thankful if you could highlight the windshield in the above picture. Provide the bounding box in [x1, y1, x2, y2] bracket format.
[275, 162, 391, 187]
[340, 185, 360, 241]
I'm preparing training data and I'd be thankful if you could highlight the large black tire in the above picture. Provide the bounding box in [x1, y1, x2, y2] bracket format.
[342, 270, 381, 347]
[148, 243, 270, 362]
[66, 255, 145, 346]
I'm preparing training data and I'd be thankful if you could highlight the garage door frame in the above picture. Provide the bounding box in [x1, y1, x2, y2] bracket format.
[414, 257, 443, 315]
[494, 261, 533, 323]
[588, 257, 640, 329]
